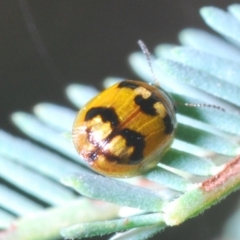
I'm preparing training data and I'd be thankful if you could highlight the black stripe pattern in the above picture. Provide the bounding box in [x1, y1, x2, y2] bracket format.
[85, 107, 145, 164]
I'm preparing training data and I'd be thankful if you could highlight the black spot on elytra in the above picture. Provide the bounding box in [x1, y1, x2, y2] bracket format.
[119, 128, 145, 164]
[88, 151, 98, 161]
[134, 95, 159, 116]
[85, 107, 120, 128]
[84, 102, 146, 165]
[102, 153, 121, 163]
[118, 81, 139, 89]
[87, 128, 145, 164]
[163, 114, 174, 134]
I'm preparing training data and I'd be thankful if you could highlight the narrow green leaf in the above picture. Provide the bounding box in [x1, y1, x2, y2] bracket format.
[0, 156, 75, 205]
[228, 4, 240, 21]
[179, 28, 240, 62]
[34, 103, 75, 131]
[0, 130, 89, 181]
[167, 47, 240, 87]
[1, 199, 120, 240]
[61, 213, 164, 239]
[62, 173, 167, 212]
[158, 58, 240, 107]
[11, 112, 81, 162]
[163, 156, 240, 226]
[66, 84, 99, 108]
[176, 123, 239, 156]
[163, 149, 216, 176]
[144, 167, 192, 192]
[200, 6, 240, 44]
[110, 225, 162, 240]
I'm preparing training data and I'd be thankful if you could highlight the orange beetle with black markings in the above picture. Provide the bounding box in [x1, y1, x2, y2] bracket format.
[72, 79, 177, 178]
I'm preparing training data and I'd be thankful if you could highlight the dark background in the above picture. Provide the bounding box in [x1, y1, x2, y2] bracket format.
[0, 1, 239, 240]
[0, 0, 231, 132]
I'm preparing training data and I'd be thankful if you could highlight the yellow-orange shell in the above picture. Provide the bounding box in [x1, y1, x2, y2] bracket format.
[72, 80, 176, 178]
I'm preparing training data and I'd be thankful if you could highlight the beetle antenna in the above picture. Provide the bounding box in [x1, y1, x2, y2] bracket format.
[138, 40, 225, 113]
[184, 103, 225, 111]
[138, 40, 159, 87]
